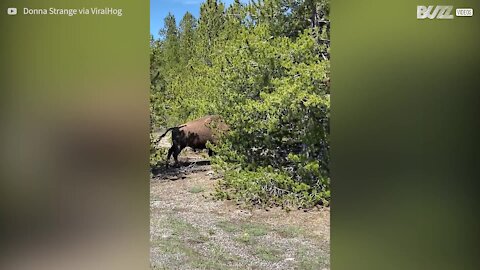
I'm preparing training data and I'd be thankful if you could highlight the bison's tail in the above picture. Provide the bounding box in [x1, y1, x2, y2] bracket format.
[158, 124, 186, 139]
[158, 127, 175, 139]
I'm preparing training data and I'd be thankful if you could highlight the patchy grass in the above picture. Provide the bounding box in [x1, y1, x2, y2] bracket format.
[217, 221, 307, 241]
[153, 237, 236, 270]
[217, 221, 269, 237]
[276, 225, 305, 238]
[168, 216, 197, 235]
[188, 185, 205, 193]
[297, 246, 329, 270]
[235, 232, 254, 245]
[152, 212, 328, 270]
[217, 221, 271, 246]
[153, 235, 197, 256]
[153, 212, 329, 270]
[254, 246, 282, 262]
[217, 221, 238, 233]
[151, 216, 235, 269]
[242, 222, 269, 237]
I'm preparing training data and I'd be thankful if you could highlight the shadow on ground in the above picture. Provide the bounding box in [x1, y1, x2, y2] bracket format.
[152, 160, 211, 180]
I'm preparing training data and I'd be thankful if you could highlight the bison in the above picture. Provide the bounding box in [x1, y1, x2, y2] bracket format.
[158, 115, 229, 165]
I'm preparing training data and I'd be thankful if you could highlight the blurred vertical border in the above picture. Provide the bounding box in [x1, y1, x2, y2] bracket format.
[331, 1, 480, 269]
[0, 1, 150, 269]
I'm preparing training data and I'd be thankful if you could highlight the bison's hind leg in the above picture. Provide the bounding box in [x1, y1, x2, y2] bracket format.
[166, 145, 175, 167]
[208, 149, 215, 157]
[173, 145, 184, 165]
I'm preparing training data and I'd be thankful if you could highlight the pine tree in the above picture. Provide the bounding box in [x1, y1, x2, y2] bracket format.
[160, 13, 180, 71]
[196, 0, 226, 64]
[179, 12, 197, 67]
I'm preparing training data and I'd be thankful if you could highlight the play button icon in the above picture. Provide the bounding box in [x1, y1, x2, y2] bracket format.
[7, 7, 17, 15]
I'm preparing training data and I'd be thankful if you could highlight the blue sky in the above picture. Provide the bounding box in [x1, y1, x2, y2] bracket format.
[150, 0, 241, 38]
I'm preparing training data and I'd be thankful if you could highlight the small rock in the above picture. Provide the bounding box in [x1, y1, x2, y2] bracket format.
[150, 201, 161, 208]
[233, 209, 252, 219]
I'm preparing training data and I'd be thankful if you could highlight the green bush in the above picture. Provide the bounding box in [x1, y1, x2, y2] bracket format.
[150, 132, 167, 168]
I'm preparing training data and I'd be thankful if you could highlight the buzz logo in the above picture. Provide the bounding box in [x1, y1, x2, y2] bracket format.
[417, 6, 454, 19]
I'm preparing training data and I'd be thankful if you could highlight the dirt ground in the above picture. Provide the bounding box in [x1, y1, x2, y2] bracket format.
[150, 136, 330, 269]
